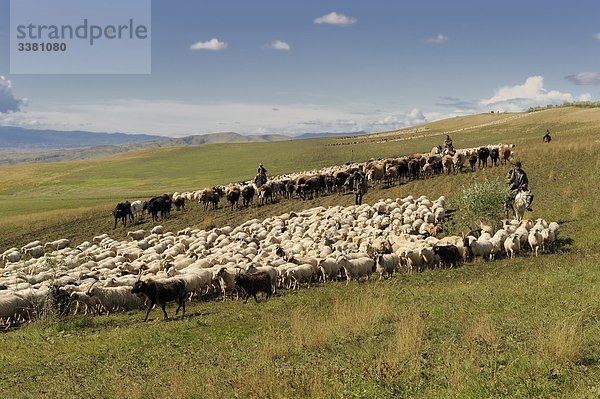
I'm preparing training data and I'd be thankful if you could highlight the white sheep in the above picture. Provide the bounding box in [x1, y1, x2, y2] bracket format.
[24, 246, 45, 259]
[88, 285, 144, 314]
[21, 241, 43, 253]
[503, 234, 520, 259]
[44, 239, 71, 252]
[2, 250, 21, 263]
[0, 294, 31, 325]
[69, 291, 101, 315]
[318, 258, 341, 282]
[528, 228, 542, 257]
[541, 228, 555, 253]
[336, 255, 375, 285]
[131, 200, 144, 222]
[286, 264, 315, 289]
[151, 225, 164, 235]
[127, 230, 146, 241]
[466, 236, 493, 261]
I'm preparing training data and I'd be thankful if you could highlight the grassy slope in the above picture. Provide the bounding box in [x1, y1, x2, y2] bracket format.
[1, 107, 599, 398]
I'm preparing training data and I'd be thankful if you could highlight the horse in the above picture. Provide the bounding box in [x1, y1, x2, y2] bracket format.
[505, 190, 533, 222]
[254, 173, 267, 188]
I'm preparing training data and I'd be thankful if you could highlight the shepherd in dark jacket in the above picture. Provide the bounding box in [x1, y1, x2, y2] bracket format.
[506, 161, 533, 211]
[353, 171, 368, 205]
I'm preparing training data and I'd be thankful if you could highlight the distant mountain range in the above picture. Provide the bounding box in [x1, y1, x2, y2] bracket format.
[0, 126, 168, 151]
[156, 132, 291, 146]
[294, 131, 368, 139]
[0, 126, 367, 164]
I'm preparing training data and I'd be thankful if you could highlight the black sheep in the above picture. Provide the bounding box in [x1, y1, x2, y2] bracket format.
[131, 278, 186, 321]
[478, 147, 490, 168]
[432, 245, 462, 268]
[235, 272, 272, 303]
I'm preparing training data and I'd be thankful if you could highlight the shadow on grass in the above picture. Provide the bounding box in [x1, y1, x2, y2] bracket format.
[556, 218, 577, 226]
[555, 237, 574, 253]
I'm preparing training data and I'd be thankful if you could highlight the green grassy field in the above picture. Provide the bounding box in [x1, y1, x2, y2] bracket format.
[1, 107, 599, 398]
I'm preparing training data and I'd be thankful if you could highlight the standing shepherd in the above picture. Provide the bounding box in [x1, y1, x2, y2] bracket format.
[353, 171, 368, 205]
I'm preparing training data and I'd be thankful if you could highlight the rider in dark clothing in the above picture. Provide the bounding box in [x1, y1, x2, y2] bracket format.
[444, 135, 454, 152]
[506, 161, 533, 211]
[257, 163, 267, 178]
[543, 129, 552, 143]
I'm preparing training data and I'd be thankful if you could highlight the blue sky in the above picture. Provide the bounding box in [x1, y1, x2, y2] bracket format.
[0, 0, 599, 136]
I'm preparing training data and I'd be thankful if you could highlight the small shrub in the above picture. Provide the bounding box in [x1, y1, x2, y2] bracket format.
[455, 179, 508, 230]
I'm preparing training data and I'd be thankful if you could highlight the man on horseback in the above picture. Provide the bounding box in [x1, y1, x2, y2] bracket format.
[543, 129, 552, 143]
[505, 161, 533, 213]
[255, 163, 267, 187]
[443, 135, 454, 153]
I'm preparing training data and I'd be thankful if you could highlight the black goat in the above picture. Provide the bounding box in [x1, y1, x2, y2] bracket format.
[226, 187, 241, 210]
[235, 272, 272, 303]
[432, 245, 461, 268]
[144, 194, 172, 222]
[490, 148, 500, 166]
[174, 197, 186, 211]
[113, 201, 134, 229]
[478, 147, 490, 168]
[131, 278, 186, 321]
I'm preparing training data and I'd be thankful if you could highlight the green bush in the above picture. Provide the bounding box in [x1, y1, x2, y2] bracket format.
[456, 179, 508, 230]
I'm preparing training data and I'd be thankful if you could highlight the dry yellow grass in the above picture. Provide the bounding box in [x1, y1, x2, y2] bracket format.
[537, 317, 584, 368]
[377, 309, 427, 381]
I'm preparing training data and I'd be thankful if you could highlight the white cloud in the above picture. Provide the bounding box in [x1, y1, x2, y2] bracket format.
[368, 109, 428, 131]
[314, 12, 357, 26]
[190, 38, 227, 51]
[3, 76, 593, 138]
[266, 40, 291, 51]
[478, 76, 575, 112]
[425, 34, 449, 44]
[0, 75, 24, 113]
[577, 93, 592, 101]
[565, 72, 600, 86]
[593, 33, 600, 41]
[436, 76, 595, 114]
[0, 100, 435, 137]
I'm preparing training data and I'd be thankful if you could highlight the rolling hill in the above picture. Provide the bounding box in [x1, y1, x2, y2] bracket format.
[0, 130, 292, 164]
[0, 126, 167, 150]
[1, 106, 599, 399]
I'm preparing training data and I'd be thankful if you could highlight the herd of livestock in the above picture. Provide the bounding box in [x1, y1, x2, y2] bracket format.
[111, 143, 516, 228]
[1, 190, 559, 327]
[1, 141, 563, 328]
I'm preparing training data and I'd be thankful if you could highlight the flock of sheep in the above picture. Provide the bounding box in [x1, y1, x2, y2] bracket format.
[1, 189, 559, 327]
[1, 141, 562, 327]
[121, 143, 517, 224]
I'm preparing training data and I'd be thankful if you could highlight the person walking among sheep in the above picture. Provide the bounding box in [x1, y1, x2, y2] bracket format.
[353, 171, 368, 205]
